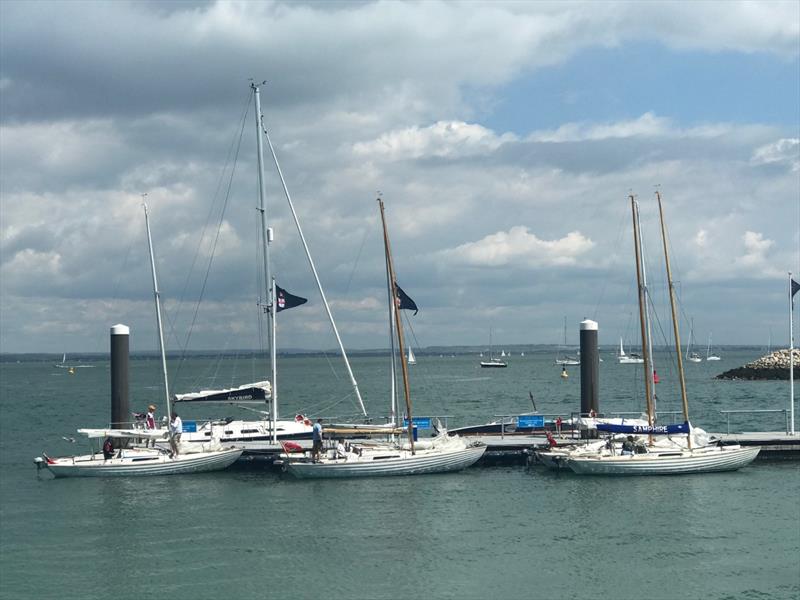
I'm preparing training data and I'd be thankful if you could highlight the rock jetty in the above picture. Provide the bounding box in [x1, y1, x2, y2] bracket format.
[716, 349, 800, 380]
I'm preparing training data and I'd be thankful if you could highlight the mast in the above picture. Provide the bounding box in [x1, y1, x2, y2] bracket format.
[790, 272, 795, 435]
[636, 205, 657, 416]
[630, 195, 654, 428]
[252, 82, 277, 440]
[260, 117, 367, 418]
[384, 222, 398, 425]
[143, 203, 172, 438]
[378, 198, 415, 453]
[656, 191, 691, 447]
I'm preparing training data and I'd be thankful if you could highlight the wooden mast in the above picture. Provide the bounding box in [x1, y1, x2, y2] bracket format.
[378, 198, 415, 454]
[656, 190, 691, 448]
[630, 195, 654, 428]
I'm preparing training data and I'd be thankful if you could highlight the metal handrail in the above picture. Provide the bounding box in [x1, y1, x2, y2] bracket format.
[718, 409, 789, 435]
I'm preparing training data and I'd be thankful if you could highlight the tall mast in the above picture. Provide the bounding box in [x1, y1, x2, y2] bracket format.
[656, 191, 691, 446]
[790, 272, 795, 435]
[636, 205, 657, 416]
[630, 195, 654, 427]
[260, 116, 367, 418]
[251, 82, 277, 439]
[143, 203, 172, 434]
[383, 220, 398, 425]
[378, 198, 415, 453]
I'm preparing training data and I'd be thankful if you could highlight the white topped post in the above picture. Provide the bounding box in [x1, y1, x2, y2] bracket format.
[579, 319, 599, 434]
[110, 324, 130, 430]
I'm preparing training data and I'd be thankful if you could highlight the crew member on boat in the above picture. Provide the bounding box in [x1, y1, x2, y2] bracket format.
[145, 404, 157, 447]
[170, 412, 182, 456]
[311, 418, 324, 462]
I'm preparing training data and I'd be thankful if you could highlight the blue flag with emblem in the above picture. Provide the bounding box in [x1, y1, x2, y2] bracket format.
[395, 284, 418, 315]
[275, 285, 307, 313]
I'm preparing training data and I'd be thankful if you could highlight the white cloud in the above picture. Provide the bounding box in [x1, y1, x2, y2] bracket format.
[440, 226, 595, 268]
[751, 138, 800, 171]
[353, 121, 517, 160]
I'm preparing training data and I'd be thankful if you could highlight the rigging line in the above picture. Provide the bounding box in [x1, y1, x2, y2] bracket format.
[343, 217, 374, 295]
[174, 90, 253, 381]
[176, 99, 250, 380]
[592, 198, 630, 321]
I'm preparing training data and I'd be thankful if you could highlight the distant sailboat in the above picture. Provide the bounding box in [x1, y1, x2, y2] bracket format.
[706, 333, 721, 361]
[555, 317, 580, 365]
[618, 337, 644, 364]
[686, 318, 702, 362]
[407, 345, 417, 365]
[54, 353, 94, 370]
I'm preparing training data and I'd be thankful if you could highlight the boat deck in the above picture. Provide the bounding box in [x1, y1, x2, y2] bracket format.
[234, 432, 800, 467]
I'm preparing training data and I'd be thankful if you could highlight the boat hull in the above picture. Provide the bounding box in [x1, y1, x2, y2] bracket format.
[566, 446, 760, 475]
[44, 447, 243, 478]
[285, 444, 486, 479]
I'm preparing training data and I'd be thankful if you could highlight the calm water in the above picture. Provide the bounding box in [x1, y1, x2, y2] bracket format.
[1, 349, 798, 599]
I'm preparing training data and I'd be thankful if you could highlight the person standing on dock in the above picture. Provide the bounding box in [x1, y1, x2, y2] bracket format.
[311, 418, 324, 462]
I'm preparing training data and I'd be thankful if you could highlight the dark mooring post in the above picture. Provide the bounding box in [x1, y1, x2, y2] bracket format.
[110, 324, 130, 430]
[580, 319, 599, 439]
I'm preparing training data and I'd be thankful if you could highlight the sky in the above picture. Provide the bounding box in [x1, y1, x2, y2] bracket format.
[1, 0, 799, 354]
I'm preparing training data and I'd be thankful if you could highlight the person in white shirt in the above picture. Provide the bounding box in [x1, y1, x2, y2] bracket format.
[169, 412, 182, 456]
[336, 439, 347, 459]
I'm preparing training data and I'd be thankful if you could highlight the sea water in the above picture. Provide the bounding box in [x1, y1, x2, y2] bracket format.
[1, 349, 798, 599]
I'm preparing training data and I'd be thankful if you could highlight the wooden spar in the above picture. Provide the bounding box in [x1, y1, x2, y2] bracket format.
[378, 199, 415, 454]
[630, 195, 654, 429]
[656, 191, 691, 447]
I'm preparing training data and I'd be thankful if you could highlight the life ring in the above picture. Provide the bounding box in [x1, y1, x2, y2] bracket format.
[589, 409, 597, 418]
[294, 414, 305, 423]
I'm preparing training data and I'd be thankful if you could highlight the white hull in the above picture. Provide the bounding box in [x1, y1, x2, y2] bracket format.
[480, 360, 507, 368]
[285, 443, 486, 479]
[618, 356, 644, 364]
[43, 447, 243, 478]
[566, 445, 759, 475]
[706, 356, 721, 361]
[179, 418, 314, 446]
[555, 358, 580, 365]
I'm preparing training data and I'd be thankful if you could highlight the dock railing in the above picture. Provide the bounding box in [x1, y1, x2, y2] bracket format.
[718, 409, 790, 435]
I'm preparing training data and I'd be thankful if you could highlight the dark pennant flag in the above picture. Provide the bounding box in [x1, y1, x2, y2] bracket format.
[275, 285, 307, 313]
[395, 284, 418, 315]
[792, 279, 800, 309]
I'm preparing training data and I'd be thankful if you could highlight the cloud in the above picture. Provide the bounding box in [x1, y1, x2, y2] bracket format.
[750, 138, 800, 171]
[353, 121, 517, 160]
[440, 226, 595, 268]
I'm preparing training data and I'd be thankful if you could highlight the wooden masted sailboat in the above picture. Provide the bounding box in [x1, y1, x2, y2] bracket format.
[565, 192, 759, 475]
[284, 198, 486, 478]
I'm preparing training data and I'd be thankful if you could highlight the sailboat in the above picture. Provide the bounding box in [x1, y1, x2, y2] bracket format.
[172, 83, 390, 451]
[36, 206, 243, 477]
[555, 317, 580, 365]
[706, 333, 721, 361]
[564, 192, 759, 475]
[480, 328, 507, 368]
[284, 199, 486, 478]
[54, 354, 94, 370]
[617, 337, 644, 364]
[686, 318, 702, 362]
[407, 345, 417, 365]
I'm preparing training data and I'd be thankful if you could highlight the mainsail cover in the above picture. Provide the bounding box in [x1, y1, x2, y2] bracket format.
[174, 381, 272, 403]
[597, 421, 690, 435]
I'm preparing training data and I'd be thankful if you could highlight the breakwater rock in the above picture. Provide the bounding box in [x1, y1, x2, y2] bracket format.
[716, 349, 800, 380]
